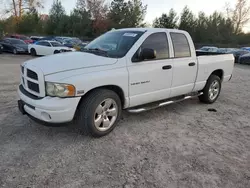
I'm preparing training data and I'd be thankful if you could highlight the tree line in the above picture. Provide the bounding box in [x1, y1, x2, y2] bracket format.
[1, 0, 250, 45]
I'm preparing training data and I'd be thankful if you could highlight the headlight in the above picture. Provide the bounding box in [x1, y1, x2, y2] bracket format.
[45, 82, 76, 97]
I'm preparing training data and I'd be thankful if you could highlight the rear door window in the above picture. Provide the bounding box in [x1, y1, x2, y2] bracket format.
[170, 33, 191, 58]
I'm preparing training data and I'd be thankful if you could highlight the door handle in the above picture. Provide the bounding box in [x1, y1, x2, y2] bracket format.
[189, 62, 196, 66]
[162, 65, 172, 70]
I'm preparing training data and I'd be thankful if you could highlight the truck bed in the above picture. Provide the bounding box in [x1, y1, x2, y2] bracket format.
[196, 50, 230, 56]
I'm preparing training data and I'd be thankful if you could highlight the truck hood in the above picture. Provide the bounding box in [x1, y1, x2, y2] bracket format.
[23, 52, 118, 75]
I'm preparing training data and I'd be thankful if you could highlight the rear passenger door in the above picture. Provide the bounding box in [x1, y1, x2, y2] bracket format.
[169, 32, 198, 97]
[128, 32, 173, 107]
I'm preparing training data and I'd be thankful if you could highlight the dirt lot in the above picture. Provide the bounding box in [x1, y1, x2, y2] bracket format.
[0, 53, 249, 188]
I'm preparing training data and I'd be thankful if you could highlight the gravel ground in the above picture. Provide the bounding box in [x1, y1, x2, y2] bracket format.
[0, 53, 249, 188]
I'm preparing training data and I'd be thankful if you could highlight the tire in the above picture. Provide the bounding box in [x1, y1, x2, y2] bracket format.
[75, 89, 122, 137]
[54, 50, 60, 54]
[199, 75, 221, 104]
[13, 48, 17, 55]
[30, 48, 37, 56]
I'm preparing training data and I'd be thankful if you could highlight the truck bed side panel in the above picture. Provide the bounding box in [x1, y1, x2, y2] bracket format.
[194, 54, 234, 91]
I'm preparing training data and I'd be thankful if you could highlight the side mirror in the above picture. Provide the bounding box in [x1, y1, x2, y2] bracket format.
[140, 48, 156, 60]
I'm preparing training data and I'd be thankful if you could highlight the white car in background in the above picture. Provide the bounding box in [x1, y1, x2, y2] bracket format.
[28, 40, 75, 56]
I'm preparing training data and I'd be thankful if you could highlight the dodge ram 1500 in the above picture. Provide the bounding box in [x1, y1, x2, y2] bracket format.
[18, 28, 234, 137]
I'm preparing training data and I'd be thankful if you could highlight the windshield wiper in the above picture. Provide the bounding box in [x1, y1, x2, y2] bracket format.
[82, 48, 109, 57]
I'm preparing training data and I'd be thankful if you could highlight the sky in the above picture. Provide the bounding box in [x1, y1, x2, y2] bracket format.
[43, 0, 249, 31]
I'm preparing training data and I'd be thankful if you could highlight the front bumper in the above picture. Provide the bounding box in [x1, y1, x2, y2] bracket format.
[16, 49, 29, 54]
[18, 85, 81, 123]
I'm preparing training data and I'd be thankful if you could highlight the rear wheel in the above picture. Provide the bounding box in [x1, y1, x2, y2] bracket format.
[30, 48, 37, 56]
[54, 50, 60, 54]
[75, 89, 122, 137]
[199, 75, 221, 104]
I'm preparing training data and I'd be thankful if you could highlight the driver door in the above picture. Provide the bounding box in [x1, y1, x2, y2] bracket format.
[127, 32, 173, 107]
[2, 39, 12, 52]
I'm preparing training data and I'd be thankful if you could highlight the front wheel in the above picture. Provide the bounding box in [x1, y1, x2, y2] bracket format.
[199, 75, 221, 104]
[13, 48, 17, 55]
[75, 89, 122, 137]
[30, 48, 37, 56]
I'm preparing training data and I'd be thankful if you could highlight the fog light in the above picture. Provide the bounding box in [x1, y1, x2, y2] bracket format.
[41, 112, 51, 121]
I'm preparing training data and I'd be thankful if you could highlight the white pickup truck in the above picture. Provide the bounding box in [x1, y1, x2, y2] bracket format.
[18, 28, 234, 137]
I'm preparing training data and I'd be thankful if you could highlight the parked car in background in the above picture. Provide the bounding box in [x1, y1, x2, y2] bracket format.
[63, 38, 77, 48]
[241, 47, 250, 51]
[231, 49, 250, 63]
[238, 53, 250, 64]
[55, 37, 72, 44]
[30, 36, 43, 43]
[198, 46, 218, 52]
[217, 48, 237, 54]
[0, 44, 3, 54]
[28, 40, 75, 56]
[0, 38, 28, 54]
[36, 36, 58, 42]
[9, 34, 33, 44]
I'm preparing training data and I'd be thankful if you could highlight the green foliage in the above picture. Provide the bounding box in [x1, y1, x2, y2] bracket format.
[68, 7, 92, 37]
[108, 0, 147, 29]
[46, 0, 67, 35]
[153, 9, 178, 28]
[16, 11, 41, 34]
[179, 6, 197, 39]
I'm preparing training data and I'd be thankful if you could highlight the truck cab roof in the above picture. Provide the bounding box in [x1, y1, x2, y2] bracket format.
[112, 28, 184, 33]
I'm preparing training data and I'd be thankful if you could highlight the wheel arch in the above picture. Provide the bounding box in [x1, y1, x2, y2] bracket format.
[210, 69, 224, 81]
[30, 47, 36, 54]
[78, 85, 126, 109]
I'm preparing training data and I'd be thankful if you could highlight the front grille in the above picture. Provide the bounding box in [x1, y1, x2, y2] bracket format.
[27, 81, 40, 93]
[27, 69, 38, 80]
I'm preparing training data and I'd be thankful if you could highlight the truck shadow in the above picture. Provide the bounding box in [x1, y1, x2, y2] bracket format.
[0, 97, 206, 142]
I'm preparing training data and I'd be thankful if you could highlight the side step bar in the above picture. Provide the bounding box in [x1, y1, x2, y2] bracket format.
[127, 92, 203, 113]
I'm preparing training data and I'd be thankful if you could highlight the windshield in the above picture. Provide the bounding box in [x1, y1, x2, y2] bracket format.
[51, 42, 64, 47]
[64, 39, 74, 44]
[84, 30, 144, 58]
[10, 39, 26, 44]
[72, 38, 82, 44]
[55, 38, 64, 43]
